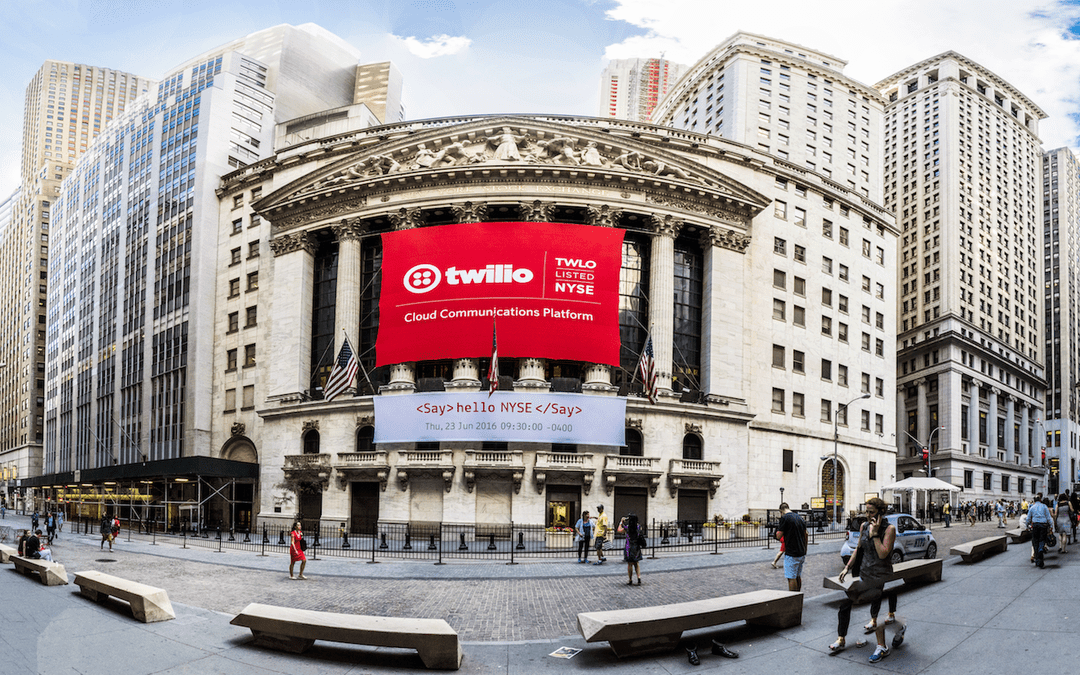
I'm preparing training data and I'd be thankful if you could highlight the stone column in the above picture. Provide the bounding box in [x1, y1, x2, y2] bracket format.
[916, 378, 929, 446]
[944, 370, 964, 455]
[331, 220, 366, 395]
[896, 384, 908, 456]
[268, 232, 317, 403]
[385, 363, 416, 393]
[517, 358, 546, 383]
[1020, 403, 1030, 459]
[988, 387, 999, 456]
[700, 225, 750, 398]
[648, 214, 681, 394]
[452, 359, 480, 384]
[583, 364, 612, 385]
[969, 382, 980, 454]
[1004, 394, 1016, 456]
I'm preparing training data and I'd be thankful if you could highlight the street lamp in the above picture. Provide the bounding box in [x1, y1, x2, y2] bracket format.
[831, 393, 871, 528]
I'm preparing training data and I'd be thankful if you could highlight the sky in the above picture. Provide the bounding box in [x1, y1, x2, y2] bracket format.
[1, 0, 1079, 197]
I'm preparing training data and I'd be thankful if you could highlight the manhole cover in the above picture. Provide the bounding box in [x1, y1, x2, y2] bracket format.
[95, 559, 117, 563]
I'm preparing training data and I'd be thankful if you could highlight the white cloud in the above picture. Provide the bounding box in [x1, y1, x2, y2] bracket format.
[393, 33, 472, 59]
[601, 0, 1080, 149]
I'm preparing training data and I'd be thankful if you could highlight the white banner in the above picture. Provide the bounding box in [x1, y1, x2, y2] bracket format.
[374, 392, 626, 445]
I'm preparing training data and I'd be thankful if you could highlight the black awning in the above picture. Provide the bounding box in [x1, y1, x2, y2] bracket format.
[21, 456, 259, 488]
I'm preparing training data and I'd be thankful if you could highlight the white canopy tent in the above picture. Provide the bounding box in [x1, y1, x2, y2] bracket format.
[880, 477, 961, 526]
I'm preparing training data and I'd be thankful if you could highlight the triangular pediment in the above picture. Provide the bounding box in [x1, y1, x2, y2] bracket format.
[257, 116, 770, 219]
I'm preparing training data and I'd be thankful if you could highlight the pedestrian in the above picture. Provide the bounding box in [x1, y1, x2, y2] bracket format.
[57, 510, 64, 534]
[942, 502, 951, 528]
[830, 497, 906, 663]
[592, 504, 610, 565]
[575, 509, 593, 563]
[996, 500, 1007, 528]
[100, 514, 114, 551]
[617, 513, 644, 585]
[1054, 493, 1071, 553]
[1, 502, 6, 519]
[771, 531, 785, 569]
[289, 521, 307, 579]
[46, 512, 55, 543]
[17, 529, 30, 556]
[1028, 496, 1053, 568]
[31, 510, 39, 531]
[775, 503, 807, 592]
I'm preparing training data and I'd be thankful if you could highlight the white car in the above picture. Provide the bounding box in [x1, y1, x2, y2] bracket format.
[840, 513, 938, 565]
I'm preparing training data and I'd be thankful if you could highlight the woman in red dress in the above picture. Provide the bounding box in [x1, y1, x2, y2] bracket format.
[289, 521, 307, 579]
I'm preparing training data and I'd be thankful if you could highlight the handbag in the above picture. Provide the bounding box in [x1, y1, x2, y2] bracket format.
[1046, 530, 1057, 548]
[849, 526, 866, 576]
[299, 536, 308, 552]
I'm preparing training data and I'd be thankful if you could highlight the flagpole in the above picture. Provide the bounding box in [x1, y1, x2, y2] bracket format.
[343, 329, 376, 395]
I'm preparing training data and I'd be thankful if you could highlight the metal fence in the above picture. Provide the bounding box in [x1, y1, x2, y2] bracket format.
[53, 514, 848, 563]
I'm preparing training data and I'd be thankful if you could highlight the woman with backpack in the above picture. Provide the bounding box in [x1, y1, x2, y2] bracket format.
[289, 521, 307, 580]
[617, 513, 645, 586]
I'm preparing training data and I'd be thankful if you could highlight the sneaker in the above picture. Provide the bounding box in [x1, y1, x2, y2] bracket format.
[863, 620, 877, 634]
[828, 639, 846, 654]
[869, 646, 890, 663]
[892, 623, 906, 649]
[884, 615, 896, 625]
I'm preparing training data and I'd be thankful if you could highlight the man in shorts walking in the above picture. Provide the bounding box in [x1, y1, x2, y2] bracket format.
[775, 503, 807, 591]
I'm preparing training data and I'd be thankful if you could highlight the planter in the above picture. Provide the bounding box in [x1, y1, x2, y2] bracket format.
[733, 523, 758, 539]
[545, 532, 574, 548]
[705, 526, 732, 541]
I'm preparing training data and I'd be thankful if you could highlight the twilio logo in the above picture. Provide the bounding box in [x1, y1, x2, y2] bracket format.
[403, 263, 534, 294]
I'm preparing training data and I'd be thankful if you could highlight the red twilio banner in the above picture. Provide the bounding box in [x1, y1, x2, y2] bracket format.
[376, 222, 624, 367]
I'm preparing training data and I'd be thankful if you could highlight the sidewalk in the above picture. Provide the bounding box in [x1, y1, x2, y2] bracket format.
[3, 514, 1076, 674]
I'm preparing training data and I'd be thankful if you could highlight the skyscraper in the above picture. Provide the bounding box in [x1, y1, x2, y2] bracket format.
[1042, 147, 1080, 494]
[35, 24, 396, 522]
[0, 61, 152, 511]
[876, 53, 1047, 498]
[599, 57, 686, 122]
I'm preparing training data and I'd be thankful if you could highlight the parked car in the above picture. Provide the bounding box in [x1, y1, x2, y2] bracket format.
[840, 513, 937, 565]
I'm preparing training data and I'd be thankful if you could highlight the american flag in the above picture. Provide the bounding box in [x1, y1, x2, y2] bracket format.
[486, 320, 498, 397]
[324, 337, 359, 401]
[638, 334, 657, 404]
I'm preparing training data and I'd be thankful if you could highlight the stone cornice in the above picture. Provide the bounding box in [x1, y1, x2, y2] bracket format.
[269, 231, 318, 257]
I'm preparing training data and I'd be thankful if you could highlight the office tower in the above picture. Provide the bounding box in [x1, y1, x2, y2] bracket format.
[1042, 147, 1080, 494]
[653, 32, 883, 205]
[0, 61, 152, 512]
[877, 53, 1047, 498]
[35, 24, 393, 525]
[649, 33, 897, 518]
[600, 57, 686, 122]
[354, 62, 404, 124]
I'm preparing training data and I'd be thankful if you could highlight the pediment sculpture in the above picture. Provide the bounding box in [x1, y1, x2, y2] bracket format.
[294, 128, 714, 197]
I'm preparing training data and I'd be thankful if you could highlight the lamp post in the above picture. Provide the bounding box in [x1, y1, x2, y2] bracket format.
[832, 393, 871, 528]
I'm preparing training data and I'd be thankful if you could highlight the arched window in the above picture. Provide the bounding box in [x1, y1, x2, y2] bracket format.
[302, 429, 320, 455]
[621, 428, 643, 456]
[356, 426, 374, 452]
[682, 434, 702, 460]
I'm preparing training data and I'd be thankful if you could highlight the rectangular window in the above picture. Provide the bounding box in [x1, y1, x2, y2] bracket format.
[794, 244, 806, 262]
[232, 219, 242, 235]
[774, 237, 787, 255]
[861, 372, 870, 393]
[875, 414, 883, 434]
[821, 399, 832, 422]
[227, 312, 238, 333]
[822, 257, 833, 274]
[783, 448, 794, 472]
[822, 288, 833, 307]
[242, 384, 255, 409]
[773, 269, 786, 288]
[230, 247, 241, 266]
[224, 388, 236, 412]
[823, 219, 833, 238]
[772, 388, 785, 413]
[773, 345, 786, 368]
[793, 350, 805, 373]
[838, 364, 848, 386]
[869, 461, 877, 480]
[839, 227, 849, 246]
[245, 306, 258, 327]
[794, 277, 806, 296]
[773, 299, 786, 320]
[983, 472, 992, 490]
[793, 305, 805, 327]
[861, 333, 871, 351]
[775, 201, 787, 219]
[229, 278, 240, 298]
[794, 207, 806, 227]
[821, 359, 832, 381]
[839, 264, 849, 281]
[875, 378, 884, 397]
[792, 392, 805, 417]
[822, 316, 832, 336]
[838, 322, 848, 342]
[247, 272, 259, 291]
[226, 349, 237, 371]
[861, 409, 871, 431]
[964, 470, 973, 489]
[1002, 475, 1010, 493]
[248, 241, 260, 259]
[875, 338, 884, 356]
[244, 344, 256, 368]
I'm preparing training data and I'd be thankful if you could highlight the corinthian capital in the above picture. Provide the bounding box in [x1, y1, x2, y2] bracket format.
[649, 213, 682, 239]
[388, 207, 424, 230]
[451, 201, 489, 223]
[585, 204, 622, 228]
[270, 231, 317, 257]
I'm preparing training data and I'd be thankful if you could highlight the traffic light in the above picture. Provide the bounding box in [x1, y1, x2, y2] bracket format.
[922, 448, 929, 473]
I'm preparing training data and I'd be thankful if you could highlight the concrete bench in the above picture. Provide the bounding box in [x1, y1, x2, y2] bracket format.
[949, 535, 1008, 563]
[230, 603, 462, 670]
[823, 557, 942, 592]
[74, 570, 175, 623]
[11, 555, 69, 586]
[576, 589, 802, 658]
[0, 543, 16, 563]
[1007, 528, 1030, 544]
